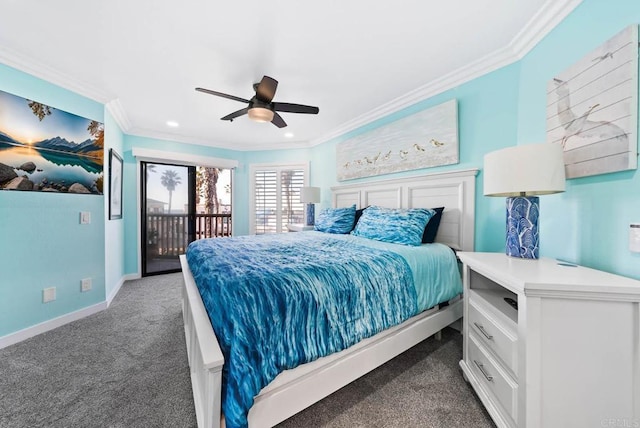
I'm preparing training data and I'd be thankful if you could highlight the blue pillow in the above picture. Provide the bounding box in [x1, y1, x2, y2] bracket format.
[351, 206, 435, 246]
[351, 205, 369, 231]
[314, 204, 357, 234]
[422, 207, 444, 243]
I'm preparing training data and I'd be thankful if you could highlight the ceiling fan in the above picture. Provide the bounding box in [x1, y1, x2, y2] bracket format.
[195, 76, 319, 128]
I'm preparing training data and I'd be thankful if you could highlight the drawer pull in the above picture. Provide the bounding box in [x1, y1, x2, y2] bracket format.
[473, 360, 493, 382]
[473, 322, 493, 340]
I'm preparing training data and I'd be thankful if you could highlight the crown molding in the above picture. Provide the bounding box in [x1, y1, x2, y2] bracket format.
[509, 0, 584, 58]
[309, 45, 518, 147]
[310, 0, 583, 148]
[0, 0, 582, 152]
[0, 46, 114, 104]
[105, 99, 132, 132]
[128, 126, 232, 149]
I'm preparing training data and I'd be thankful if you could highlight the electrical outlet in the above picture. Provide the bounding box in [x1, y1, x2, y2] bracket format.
[80, 211, 91, 224]
[81, 278, 92, 292]
[43, 287, 56, 303]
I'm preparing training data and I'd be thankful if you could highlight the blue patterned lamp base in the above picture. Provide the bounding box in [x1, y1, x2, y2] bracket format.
[506, 196, 539, 259]
[305, 203, 316, 226]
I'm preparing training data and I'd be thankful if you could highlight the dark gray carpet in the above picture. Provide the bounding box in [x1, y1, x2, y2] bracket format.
[0, 273, 196, 428]
[276, 328, 494, 428]
[0, 273, 494, 428]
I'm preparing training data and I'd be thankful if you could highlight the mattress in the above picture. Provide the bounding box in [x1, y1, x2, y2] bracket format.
[185, 231, 461, 428]
[320, 232, 462, 312]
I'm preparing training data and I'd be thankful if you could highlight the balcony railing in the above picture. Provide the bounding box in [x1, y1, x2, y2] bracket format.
[146, 213, 232, 258]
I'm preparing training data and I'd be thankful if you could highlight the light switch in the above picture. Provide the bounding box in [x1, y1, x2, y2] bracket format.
[630, 223, 640, 253]
[80, 211, 91, 224]
[43, 287, 56, 303]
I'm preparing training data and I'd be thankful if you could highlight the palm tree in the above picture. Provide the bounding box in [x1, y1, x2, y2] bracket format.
[281, 170, 294, 223]
[160, 169, 181, 213]
[196, 167, 221, 214]
[146, 164, 157, 180]
[204, 168, 220, 214]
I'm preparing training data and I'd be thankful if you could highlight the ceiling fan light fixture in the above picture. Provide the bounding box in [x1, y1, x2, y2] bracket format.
[248, 107, 274, 123]
[197, 76, 317, 129]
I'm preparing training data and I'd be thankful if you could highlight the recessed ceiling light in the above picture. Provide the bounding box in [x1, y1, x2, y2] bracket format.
[284, 132, 294, 138]
[166, 120, 179, 127]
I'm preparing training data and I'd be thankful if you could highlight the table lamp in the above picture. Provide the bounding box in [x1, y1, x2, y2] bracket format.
[484, 143, 566, 259]
[299, 186, 321, 226]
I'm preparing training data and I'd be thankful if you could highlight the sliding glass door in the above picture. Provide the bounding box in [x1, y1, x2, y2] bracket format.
[141, 162, 195, 276]
[140, 163, 233, 276]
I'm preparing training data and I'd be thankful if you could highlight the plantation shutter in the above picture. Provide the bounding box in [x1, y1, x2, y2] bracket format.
[253, 166, 306, 234]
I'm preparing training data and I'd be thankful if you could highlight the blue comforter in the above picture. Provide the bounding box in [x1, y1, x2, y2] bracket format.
[186, 233, 420, 428]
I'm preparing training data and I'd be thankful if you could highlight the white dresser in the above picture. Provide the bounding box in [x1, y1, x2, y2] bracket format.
[458, 252, 640, 428]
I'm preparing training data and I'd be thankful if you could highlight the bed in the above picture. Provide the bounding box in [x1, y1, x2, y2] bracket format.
[180, 168, 478, 428]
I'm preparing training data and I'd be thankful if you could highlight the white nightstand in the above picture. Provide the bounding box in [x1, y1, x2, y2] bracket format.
[286, 224, 314, 232]
[458, 252, 640, 428]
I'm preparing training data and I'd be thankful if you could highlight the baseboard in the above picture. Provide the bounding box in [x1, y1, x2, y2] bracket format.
[0, 301, 107, 350]
[106, 273, 138, 307]
[1, 273, 140, 350]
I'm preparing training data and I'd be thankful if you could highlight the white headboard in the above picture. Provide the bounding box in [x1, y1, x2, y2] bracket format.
[331, 169, 478, 251]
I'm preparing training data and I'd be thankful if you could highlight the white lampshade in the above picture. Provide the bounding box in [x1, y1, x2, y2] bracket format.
[484, 143, 566, 197]
[247, 107, 274, 123]
[299, 186, 321, 203]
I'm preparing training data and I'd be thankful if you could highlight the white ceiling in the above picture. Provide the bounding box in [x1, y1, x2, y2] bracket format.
[0, 0, 581, 151]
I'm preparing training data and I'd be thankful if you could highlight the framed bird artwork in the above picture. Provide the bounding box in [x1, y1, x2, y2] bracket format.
[336, 99, 459, 181]
[546, 25, 638, 179]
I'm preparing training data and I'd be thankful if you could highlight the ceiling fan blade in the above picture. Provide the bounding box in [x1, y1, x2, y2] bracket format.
[272, 102, 319, 114]
[195, 87, 250, 104]
[271, 112, 287, 128]
[255, 76, 278, 103]
[221, 107, 249, 121]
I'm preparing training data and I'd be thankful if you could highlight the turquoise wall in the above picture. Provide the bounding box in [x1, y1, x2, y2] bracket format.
[104, 109, 125, 300]
[0, 63, 106, 337]
[3, 0, 639, 340]
[311, 63, 521, 254]
[515, 0, 640, 279]
[311, 0, 640, 280]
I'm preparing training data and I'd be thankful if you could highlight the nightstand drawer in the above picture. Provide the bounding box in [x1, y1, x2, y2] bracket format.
[468, 334, 518, 422]
[468, 300, 518, 375]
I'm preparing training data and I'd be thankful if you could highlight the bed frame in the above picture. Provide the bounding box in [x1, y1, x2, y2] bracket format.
[180, 168, 478, 428]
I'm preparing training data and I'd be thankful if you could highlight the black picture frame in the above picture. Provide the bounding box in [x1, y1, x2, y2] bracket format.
[109, 149, 123, 220]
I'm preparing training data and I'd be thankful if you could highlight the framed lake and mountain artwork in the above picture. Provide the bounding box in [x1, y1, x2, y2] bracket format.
[108, 149, 123, 220]
[546, 25, 638, 179]
[0, 89, 104, 194]
[336, 99, 458, 181]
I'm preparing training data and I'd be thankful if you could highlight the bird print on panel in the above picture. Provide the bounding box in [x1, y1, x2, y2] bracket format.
[552, 78, 627, 148]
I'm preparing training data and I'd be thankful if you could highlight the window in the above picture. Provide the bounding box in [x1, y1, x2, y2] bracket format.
[250, 163, 308, 234]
